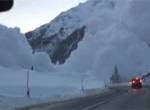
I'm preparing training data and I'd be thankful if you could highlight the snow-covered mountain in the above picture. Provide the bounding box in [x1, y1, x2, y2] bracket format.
[25, 0, 150, 80]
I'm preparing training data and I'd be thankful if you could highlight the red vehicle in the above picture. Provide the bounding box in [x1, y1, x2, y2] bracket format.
[129, 77, 143, 89]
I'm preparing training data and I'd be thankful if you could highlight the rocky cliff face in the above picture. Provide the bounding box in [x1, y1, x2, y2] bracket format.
[26, 26, 86, 64]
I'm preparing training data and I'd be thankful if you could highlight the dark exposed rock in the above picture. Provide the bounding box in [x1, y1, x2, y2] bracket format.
[25, 26, 86, 64]
[51, 26, 86, 64]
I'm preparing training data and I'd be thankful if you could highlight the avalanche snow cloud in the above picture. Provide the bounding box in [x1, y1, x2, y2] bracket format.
[25, 0, 150, 80]
[0, 24, 53, 71]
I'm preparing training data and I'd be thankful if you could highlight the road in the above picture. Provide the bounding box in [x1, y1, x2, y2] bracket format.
[92, 88, 150, 110]
[18, 86, 150, 110]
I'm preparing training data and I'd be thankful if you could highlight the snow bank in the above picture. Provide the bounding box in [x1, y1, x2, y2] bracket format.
[0, 66, 108, 110]
[0, 87, 109, 110]
[0, 96, 40, 110]
[0, 66, 103, 97]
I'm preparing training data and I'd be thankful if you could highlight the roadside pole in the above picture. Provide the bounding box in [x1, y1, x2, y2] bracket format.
[27, 69, 30, 98]
[81, 76, 84, 94]
[26, 66, 34, 98]
[81, 74, 87, 95]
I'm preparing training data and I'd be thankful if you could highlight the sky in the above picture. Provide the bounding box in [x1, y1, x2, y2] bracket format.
[0, 0, 87, 33]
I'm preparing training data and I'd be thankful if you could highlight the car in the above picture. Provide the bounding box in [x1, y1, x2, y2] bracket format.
[129, 77, 143, 89]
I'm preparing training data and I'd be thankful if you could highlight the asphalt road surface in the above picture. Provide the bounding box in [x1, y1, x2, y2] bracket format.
[90, 88, 150, 110]
[18, 87, 150, 110]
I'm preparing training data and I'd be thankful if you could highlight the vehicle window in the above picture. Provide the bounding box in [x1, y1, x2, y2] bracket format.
[0, 0, 150, 110]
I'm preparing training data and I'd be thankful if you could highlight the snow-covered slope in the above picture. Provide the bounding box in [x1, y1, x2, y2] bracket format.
[26, 0, 150, 80]
[0, 24, 53, 71]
